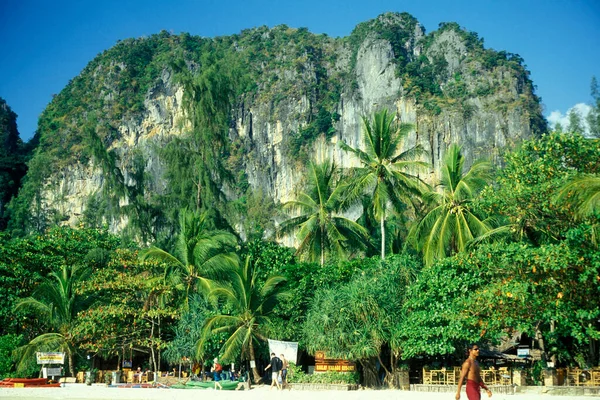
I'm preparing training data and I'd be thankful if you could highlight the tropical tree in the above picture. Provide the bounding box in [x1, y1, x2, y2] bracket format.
[279, 159, 369, 266]
[409, 144, 494, 266]
[479, 132, 600, 245]
[140, 209, 239, 304]
[163, 294, 227, 378]
[588, 76, 600, 138]
[196, 256, 290, 383]
[555, 173, 600, 244]
[340, 109, 427, 259]
[14, 263, 91, 377]
[303, 255, 420, 387]
[398, 239, 600, 366]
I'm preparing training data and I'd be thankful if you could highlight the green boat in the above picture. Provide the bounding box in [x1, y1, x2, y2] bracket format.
[171, 380, 241, 390]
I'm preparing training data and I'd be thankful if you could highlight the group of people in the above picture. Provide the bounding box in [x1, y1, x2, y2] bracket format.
[207, 344, 488, 398]
[264, 352, 289, 390]
[132, 366, 147, 383]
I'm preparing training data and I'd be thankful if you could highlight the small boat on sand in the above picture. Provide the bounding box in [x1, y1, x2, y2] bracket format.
[0, 378, 61, 387]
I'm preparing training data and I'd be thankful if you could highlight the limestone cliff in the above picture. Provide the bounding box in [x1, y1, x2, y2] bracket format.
[11, 13, 546, 239]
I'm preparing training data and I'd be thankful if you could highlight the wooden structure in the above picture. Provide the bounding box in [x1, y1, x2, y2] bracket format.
[563, 367, 600, 386]
[422, 367, 511, 386]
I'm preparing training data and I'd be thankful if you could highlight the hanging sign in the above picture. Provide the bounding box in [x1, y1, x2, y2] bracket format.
[517, 348, 530, 358]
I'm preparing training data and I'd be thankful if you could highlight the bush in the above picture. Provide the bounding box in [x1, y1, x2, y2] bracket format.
[0, 334, 21, 379]
[287, 363, 359, 384]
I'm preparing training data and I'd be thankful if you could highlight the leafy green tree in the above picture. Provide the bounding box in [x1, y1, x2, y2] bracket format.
[554, 122, 564, 133]
[340, 109, 427, 259]
[398, 240, 600, 365]
[479, 132, 600, 245]
[279, 159, 369, 266]
[303, 255, 419, 387]
[140, 210, 239, 304]
[196, 256, 289, 383]
[0, 227, 121, 337]
[587, 76, 600, 138]
[75, 248, 177, 372]
[0, 334, 21, 378]
[14, 263, 91, 377]
[555, 174, 600, 219]
[163, 294, 228, 376]
[0, 98, 28, 231]
[409, 144, 494, 265]
[567, 108, 584, 134]
[555, 174, 600, 244]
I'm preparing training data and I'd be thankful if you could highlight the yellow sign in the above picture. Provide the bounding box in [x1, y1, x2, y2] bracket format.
[13, 383, 24, 388]
[36, 352, 65, 364]
[314, 351, 356, 373]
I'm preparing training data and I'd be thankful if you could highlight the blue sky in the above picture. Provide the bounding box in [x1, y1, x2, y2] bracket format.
[1, 0, 599, 141]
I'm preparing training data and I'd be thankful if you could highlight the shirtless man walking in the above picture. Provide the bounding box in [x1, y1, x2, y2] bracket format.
[456, 344, 492, 400]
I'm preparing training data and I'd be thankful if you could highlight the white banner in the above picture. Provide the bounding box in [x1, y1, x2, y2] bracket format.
[44, 367, 62, 377]
[268, 339, 298, 364]
[36, 352, 65, 364]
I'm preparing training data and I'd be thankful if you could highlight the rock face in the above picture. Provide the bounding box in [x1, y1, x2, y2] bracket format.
[20, 13, 544, 238]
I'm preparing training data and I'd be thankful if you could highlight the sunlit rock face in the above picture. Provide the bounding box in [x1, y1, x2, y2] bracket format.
[30, 13, 543, 236]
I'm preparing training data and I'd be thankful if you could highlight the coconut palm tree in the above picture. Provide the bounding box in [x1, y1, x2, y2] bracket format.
[140, 209, 239, 304]
[340, 109, 428, 259]
[409, 144, 494, 265]
[279, 159, 369, 266]
[554, 173, 600, 244]
[14, 263, 91, 377]
[196, 256, 290, 383]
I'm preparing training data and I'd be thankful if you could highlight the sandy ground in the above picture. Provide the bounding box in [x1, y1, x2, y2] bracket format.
[0, 384, 599, 400]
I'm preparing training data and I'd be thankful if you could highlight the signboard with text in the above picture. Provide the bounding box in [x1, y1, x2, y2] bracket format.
[517, 348, 530, 358]
[36, 352, 65, 364]
[314, 351, 356, 373]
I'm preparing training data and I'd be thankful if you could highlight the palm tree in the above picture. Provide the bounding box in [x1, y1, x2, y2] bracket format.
[409, 144, 494, 265]
[279, 159, 369, 266]
[196, 256, 290, 383]
[340, 109, 428, 259]
[14, 263, 91, 377]
[140, 209, 239, 304]
[554, 174, 600, 244]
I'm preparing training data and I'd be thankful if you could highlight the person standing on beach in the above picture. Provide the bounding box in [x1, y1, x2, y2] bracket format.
[264, 353, 282, 390]
[280, 354, 289, 388]
[456, 344, 492, 400]
[211, 357, 223, 390]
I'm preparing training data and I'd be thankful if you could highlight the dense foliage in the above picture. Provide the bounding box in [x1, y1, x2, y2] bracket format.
[1, 13, 598, 387]
[0, 98, 33, 231]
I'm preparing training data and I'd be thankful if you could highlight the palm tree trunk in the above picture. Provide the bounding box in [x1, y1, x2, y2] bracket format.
[380, 214, 385, 259]
[321, 225, 325, 266]
[249, 340, 261, 383]
[68, 349, 75, 377]
[150, 317, 157, 372]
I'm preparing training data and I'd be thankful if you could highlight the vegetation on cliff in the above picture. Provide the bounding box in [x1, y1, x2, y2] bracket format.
[0, 98, 34, 231]
[7, 12, 547, 239]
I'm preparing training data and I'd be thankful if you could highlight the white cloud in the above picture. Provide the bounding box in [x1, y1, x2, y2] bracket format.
[546, 103, 592, 134]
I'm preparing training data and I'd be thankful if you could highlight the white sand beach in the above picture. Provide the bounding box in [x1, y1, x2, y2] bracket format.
[1, 384, 599, 400]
